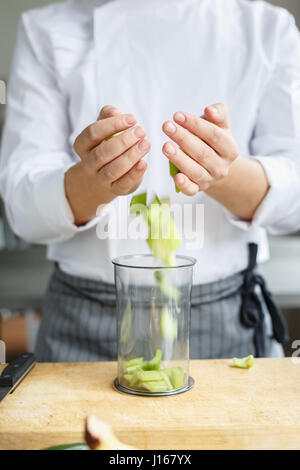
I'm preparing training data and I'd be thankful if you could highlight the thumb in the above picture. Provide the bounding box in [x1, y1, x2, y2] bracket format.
[204, 103, 230, 129]
[98, 105, 122, 121]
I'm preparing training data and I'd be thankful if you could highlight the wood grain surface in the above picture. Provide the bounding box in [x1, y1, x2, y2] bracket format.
[0, 359, 299, 450]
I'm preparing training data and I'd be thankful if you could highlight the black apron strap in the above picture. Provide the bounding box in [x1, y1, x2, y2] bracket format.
[240, 243, 289, 357]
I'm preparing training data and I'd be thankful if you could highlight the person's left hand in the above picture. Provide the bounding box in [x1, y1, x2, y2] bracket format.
[162, 103, 240, 196]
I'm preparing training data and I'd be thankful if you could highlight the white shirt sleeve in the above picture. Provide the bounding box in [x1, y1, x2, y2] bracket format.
[0, 14, 101, 245]
[226, 11, 300, 235]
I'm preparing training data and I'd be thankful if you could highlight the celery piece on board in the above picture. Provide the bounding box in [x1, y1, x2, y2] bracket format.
[232, 355, 254, 369]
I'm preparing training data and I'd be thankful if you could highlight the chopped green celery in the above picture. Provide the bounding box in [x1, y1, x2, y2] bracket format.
[139, 381, 171, 393]
[120, 300, 131, 344]
[162, 367, 184, 389]
[123, 374, 133, 384]
[232, 355, 254, 369]
[159, 371, 173, 390]
[135, 370, 164, 382]
[169, 161, 180, 193]
[126, 357, 144, 368]
[154, 271, 182, 302]
[160, 306, 178, 341]
[142, 349, 162, 370]
[105, 131, 123, 141]
[130, 192, 147, 215]
[126, 365, 143, 374]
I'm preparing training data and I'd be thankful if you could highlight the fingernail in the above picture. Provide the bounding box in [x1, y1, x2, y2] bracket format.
[133, 126, 145, 139]
[210, 106, 220, 116]
[165, 143, 176, 156]
[165, 121, 177, 134]
[138, 139, 149, 152]
[137, 161, 145, 171]
[174, 112, 185, 123]
[125, 114, 136, 125]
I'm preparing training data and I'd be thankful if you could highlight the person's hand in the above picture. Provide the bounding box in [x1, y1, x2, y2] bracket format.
[65, 105, 150, 225]
[162, 103, 239, 196]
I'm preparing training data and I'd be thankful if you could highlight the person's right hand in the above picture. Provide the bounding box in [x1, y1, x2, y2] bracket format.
[65, 106, 150, 226]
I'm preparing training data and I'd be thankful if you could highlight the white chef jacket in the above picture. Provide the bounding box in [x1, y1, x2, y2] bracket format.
[1, 0, 300, 284]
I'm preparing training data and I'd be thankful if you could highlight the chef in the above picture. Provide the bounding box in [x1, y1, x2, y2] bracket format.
[1, 0, 299, 362]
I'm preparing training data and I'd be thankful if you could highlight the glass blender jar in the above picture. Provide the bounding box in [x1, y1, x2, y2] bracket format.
[113, 254, 196, 396]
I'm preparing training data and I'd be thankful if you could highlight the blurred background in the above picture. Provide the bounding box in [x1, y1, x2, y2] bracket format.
[0, 0, 299, 361]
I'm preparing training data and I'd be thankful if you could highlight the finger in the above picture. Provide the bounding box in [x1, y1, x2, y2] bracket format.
[174, 173, 199, 196]
[162, 122, 226, 179]
[163, 141, 212, 187]
[98, 105, 122, 120]
[204, 103, 230, 129]
[74, 113, 137, 158]
[173, 112, 237, 162]
[111, 160, 147, 196]
[99, 139, 151, 184]
[87, 126, 146, 171]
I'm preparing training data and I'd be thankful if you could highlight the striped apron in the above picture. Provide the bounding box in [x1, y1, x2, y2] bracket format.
[35, 244, 288, 362]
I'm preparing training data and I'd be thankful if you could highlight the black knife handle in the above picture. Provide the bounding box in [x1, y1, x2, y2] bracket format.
[0, 353, 36, 388]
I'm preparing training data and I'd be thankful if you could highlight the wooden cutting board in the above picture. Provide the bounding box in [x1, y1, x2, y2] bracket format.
[0, 359, 300, 450]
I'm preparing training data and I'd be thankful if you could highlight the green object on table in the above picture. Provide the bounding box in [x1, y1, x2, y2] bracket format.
[45, 443, 89, 450]
[232, 355, 254, 369]
[169, 161, 180, 193]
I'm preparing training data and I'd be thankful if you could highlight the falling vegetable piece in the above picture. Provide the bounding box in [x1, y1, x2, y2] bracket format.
[154, 271, 182, 302]
[130, 192, 147, 216]
[160, 306, 178, 342]
[232, 355, 254, 369]
[129, 193, 181, 266]
[146, 195, 181, 266]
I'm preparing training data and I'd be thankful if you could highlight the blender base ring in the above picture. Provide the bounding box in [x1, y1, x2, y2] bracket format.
[113, 376, 195, 397]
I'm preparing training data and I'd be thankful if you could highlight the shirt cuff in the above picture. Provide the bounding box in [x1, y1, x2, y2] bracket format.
[32, 165, 108, 239]
[224, 155, 300, 232]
